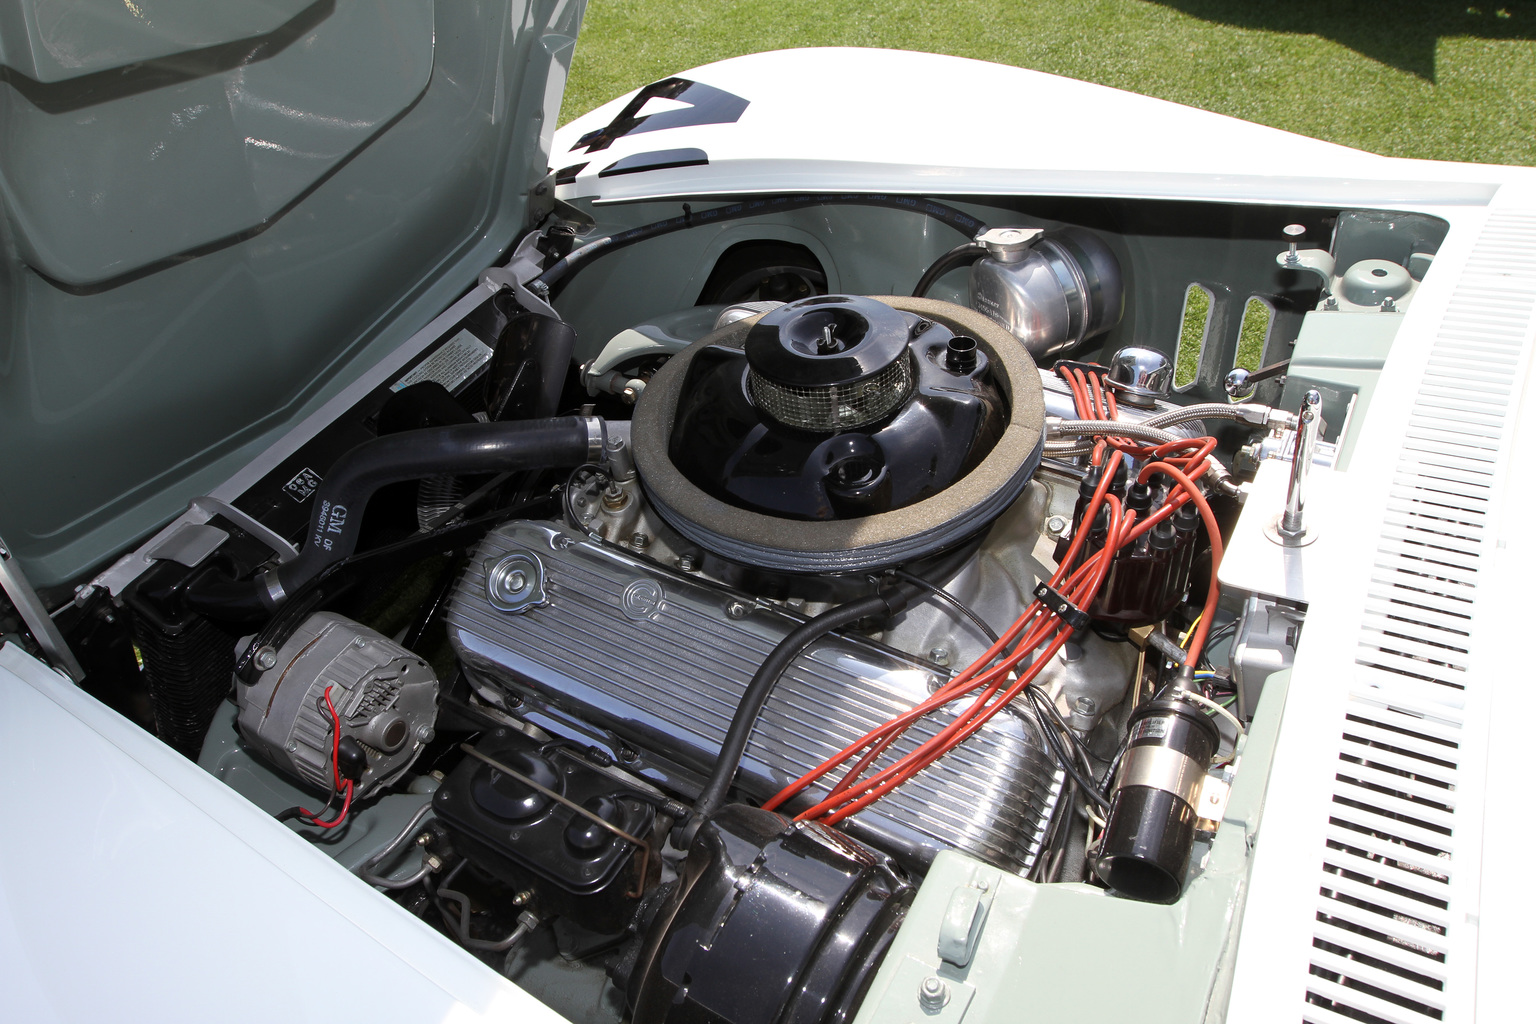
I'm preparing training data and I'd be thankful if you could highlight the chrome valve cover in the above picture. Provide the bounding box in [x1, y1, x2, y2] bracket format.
[445, 520, 1063, 875]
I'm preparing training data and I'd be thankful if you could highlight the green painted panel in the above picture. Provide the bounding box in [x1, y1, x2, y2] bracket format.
[0, 0, 312, 83]
[0, 0, 586, 587]
[855, 669, 1294, 1024]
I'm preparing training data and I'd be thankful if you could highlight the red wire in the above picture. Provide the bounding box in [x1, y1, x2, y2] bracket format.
[1057, 365, 1092, 418]
[301, 780, 354, 830]
[766, 447, 1129, 812]
[766, 426, 1226, 823]
[295, 684, 354, 828]
[803, 500, 1126, 825]
[1135, 459, 1224, 663]
[323, 685, 344, 791]
[775, 493, 1126, 823]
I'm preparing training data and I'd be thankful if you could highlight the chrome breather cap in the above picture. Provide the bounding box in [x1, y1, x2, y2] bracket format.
[1105, 346, 1173, 408]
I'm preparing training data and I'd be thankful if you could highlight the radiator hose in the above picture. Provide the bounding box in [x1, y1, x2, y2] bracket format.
[188, 417, 605, 615]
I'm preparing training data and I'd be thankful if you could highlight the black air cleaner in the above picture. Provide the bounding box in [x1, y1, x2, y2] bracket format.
[631, 296, 1046, 573]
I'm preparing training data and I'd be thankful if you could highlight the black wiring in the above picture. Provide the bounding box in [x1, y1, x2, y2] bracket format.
[891, 569, 1001, 645]
[1022, 689, 1112, 812]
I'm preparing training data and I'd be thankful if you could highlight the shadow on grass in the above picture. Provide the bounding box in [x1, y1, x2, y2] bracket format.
[1145, 1, 1534, 80]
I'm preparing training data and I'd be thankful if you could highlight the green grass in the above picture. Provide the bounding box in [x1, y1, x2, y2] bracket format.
[1174, 285, 1211, 389]
[561, 0, 1536, 165]
[1235, 298, 1272, 373]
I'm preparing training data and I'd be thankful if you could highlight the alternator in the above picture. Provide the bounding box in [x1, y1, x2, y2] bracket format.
[237, 612, 438, 798]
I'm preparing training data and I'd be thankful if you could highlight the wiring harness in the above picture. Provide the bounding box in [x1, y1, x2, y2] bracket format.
[764, 363, 1226, 826]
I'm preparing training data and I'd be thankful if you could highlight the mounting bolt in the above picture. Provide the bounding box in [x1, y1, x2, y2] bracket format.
[253, 646, 278, 671]
[1282, 223, 1306, 264]
[631, 532, 650, 551]
[285, 740, 298, 753]
[1045, 515, 1068, 537]
[416, 725, 435, 742]
[929, 645, 952, 667]
[1069, 695, 1099, 732]
[726, 600, 750, 619]
[919, 975, 951, 1012]
[602, 482, 630, 512]
[618, 746, 638, 764]
[677, 553, 698, 571]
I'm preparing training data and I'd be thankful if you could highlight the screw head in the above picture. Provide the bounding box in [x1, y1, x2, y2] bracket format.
[1283, 223, 1306, 240]
[726, 600, 750, 619]
[1045, 515, 1067, 537]
[928, 646, 952, 667]
[1224, 367, 1253, 399]
[631, 532, 650, 551]
[677, 553, 698, 571]
[918, 975, 951, 1012]
[1073, 695, 1098, 715]
[253, 646, 278, 671]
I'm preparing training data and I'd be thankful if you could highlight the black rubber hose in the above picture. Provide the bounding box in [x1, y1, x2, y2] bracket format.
[688, 528, 988, 824]
[267, 417, 601, 606]
[912, 242, 986, 298]
[191, 418, 601, 614]
[692, 588, 914, 823]
[536, 193, 988, 295]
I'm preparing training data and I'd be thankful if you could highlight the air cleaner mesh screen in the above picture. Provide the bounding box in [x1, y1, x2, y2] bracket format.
[747, 353, 914, 430]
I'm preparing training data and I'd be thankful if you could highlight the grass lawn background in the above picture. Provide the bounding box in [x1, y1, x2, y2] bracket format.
[560, 0, 1536, 166]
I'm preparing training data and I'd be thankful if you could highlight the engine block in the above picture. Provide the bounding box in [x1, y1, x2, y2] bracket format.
[446, 520, 1062, 874]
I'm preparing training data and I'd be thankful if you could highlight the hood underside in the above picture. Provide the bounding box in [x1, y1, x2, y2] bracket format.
[0, 0, 584, 587]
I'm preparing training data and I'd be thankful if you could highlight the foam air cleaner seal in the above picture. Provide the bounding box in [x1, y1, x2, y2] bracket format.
[631, 296, 1046, 573]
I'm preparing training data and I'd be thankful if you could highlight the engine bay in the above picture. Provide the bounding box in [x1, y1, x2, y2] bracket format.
[28, 193, 1450, 1024]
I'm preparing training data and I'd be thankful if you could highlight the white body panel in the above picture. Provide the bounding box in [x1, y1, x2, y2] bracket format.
[0, 644, 562, 1024]
[555, 48, 1515, 209]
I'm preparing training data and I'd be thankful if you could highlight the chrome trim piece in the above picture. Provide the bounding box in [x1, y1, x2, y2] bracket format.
[1114, 745, 1206, 808]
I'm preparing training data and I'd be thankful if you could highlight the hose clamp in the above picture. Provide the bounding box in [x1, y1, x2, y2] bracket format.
[256, 569, 287, 611]
[582, 416, 608, 463]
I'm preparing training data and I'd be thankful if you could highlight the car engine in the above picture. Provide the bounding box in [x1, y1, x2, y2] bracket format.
[39, 195, 1447, 1024]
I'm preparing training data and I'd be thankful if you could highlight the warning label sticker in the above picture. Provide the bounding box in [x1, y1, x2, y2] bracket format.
[391, 329, 493, 394]
[283, 467, 322, 503]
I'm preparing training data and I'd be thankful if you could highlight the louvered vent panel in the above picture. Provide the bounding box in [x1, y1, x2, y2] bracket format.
[1304, 211, 1536, 1024]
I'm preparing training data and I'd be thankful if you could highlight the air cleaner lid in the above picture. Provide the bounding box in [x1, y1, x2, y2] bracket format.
[744, 295, 912, 387]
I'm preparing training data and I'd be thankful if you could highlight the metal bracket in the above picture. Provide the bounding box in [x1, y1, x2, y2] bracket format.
[480, 230, 560, 320]
[1032, 582, 1090, 631]
[0, 535, 85, 683]
[188, 495, 299, 563]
